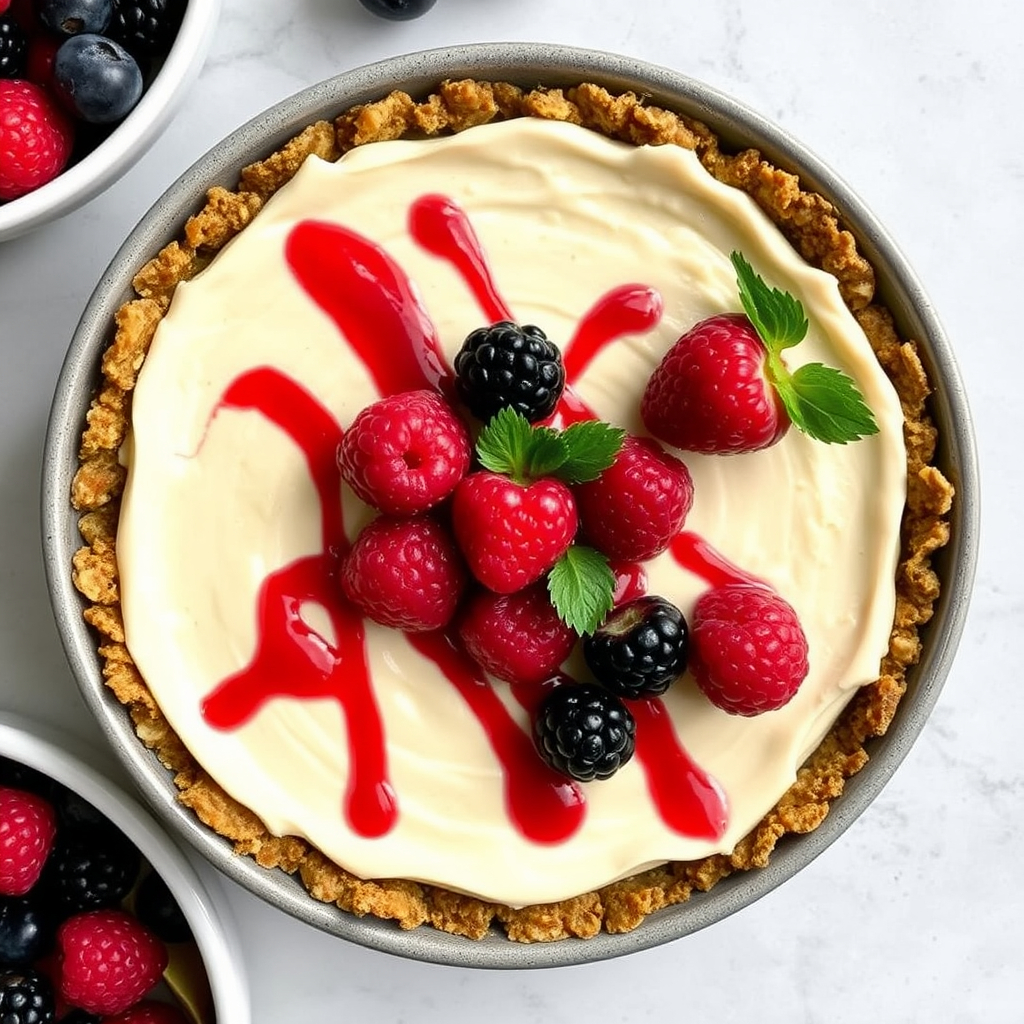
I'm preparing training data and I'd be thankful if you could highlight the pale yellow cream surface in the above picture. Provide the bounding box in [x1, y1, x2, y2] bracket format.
[118, 118, 906, 906]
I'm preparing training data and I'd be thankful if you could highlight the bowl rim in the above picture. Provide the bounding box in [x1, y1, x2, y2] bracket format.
[40, 41, 981, 969]
[0, 710, 251, 1020]
[0, 0, 221, 242]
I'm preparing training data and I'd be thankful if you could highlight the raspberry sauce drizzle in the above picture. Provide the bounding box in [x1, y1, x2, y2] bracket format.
[408, 632, 585, 844]
[199, 197, 742, 850]
[199, 368, 397, 838]
[408, 195, 514, 324]
[285, 219, 452, 398]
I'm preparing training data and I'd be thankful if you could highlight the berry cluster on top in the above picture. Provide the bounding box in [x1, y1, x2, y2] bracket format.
[0, 755, 195, 1024]
[335, 253, 876, 784]
[0, 0, 185, 201]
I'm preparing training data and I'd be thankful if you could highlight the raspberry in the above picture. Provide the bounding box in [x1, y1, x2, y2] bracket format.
[690, 583, 809, 716]
[0, 79, 75, 200]
[454, 321, 565, 424]
[340, 515, 467, 632]
[574, 435, 694, 561]
[641, 312, 790, 454]
[456, 584, 577, 685]
[583, 596, 688, 699]
[102, 999, 190, 1024]
[533, 683, 636, 782]
[57, 909, 167, 1016]
[0, 786, 57, 896]
[337, 390, 471, 515]
[451, 471, 577, 594]
[0, 967, 54, 1024]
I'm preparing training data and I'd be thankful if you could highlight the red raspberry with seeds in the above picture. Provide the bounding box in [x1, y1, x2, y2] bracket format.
[337, 389, 471, 515]
[457, 583, 577, 685]
[689, 583, 809, 716]
[340, 515, 467, 632]
[451, 471, 577, 594]
[641, 313, 790, 455]
[574, 434, 694, 561]
[0, 785, 56, 896]
[0, 79, 75, 201]
[57, 908, 168, 1016]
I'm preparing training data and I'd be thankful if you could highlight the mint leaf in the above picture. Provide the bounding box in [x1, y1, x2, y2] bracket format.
[777, 363, 879, 443]
[559, 421, 625, 483]
[730, 250, 879, 445]
[547, 546, 615, 635]
[476, 407, 567, 481]
[474, 409, 625, 484]
[732, 250, 807, 351]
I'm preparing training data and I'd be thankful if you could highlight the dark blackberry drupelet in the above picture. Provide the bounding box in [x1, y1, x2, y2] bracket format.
[108, 0, 184, 61]
[534, 684, 636, 782]
[358, 0, 437, 20]
[0, 967, 55, 1024]
[583, 596, 689, 699]
[0, 16, 28, 79]
[44, 822, 141, 914]
[454, 320, 565, 423]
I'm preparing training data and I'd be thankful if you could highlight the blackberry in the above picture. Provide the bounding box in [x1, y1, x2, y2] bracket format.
[583, 596, 688, 699]
[454, 320, 565, 424]
[0, 967, 55, 1024]
[108, 0, 184, 61]
[44, 822, 141, 914]
[0, 17, 28, 79]
[534, 683, 636, 782]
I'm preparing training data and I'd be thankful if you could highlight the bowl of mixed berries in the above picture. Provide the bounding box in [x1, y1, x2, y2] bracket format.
[0, 0, 218, 241]
[0, 712, 248, 1023]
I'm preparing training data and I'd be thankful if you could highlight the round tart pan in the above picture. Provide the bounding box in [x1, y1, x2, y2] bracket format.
[41, 42, 980, 968]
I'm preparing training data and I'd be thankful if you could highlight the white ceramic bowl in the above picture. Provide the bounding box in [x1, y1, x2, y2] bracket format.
[0, 0, 220, 242]
[0, 710, 250, 1022]
[42, 43, 980, 968]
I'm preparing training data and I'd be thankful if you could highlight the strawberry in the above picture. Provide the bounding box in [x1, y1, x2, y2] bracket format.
[0, 79, 75, 201]
[642, 253, 878, 454]
[337, 389, 471, 515]
[0, 785, 56, 896]
[689, 583, 809, 716]
[574, 434, 694, 561]
[457, 584, 577, 685]
[340, 515, 467, 632]
[452, 471, 577, 594]
[57, 908, 167, 1016]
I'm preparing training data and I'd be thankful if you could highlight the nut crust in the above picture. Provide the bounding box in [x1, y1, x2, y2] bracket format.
[70, 79, 954, 942]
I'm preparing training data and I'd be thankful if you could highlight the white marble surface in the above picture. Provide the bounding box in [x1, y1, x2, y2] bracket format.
[1, 0, 1020, 1019]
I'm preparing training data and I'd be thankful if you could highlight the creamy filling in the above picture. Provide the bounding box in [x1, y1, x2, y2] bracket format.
[118, 118, 907, 907]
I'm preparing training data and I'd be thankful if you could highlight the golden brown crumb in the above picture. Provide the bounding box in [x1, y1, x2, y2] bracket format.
[71, 78, 954, 942]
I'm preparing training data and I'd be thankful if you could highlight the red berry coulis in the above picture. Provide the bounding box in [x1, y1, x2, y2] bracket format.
[198, 194, 734, 844]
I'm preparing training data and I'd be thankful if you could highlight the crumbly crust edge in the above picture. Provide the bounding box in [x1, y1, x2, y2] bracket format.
[70, 79, 954, 943]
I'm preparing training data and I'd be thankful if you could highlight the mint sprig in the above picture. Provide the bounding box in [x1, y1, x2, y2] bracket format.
[731, 251, 879, 444]
[475, 407, 624, 484]
[547, 545, 615, 635]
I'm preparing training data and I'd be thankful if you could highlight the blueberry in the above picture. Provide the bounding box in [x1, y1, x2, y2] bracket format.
[39, 0, 114, 36]
[358, 0, 438, 20]
[53, 32, 142, 124]
[0, 896, 54, 966]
